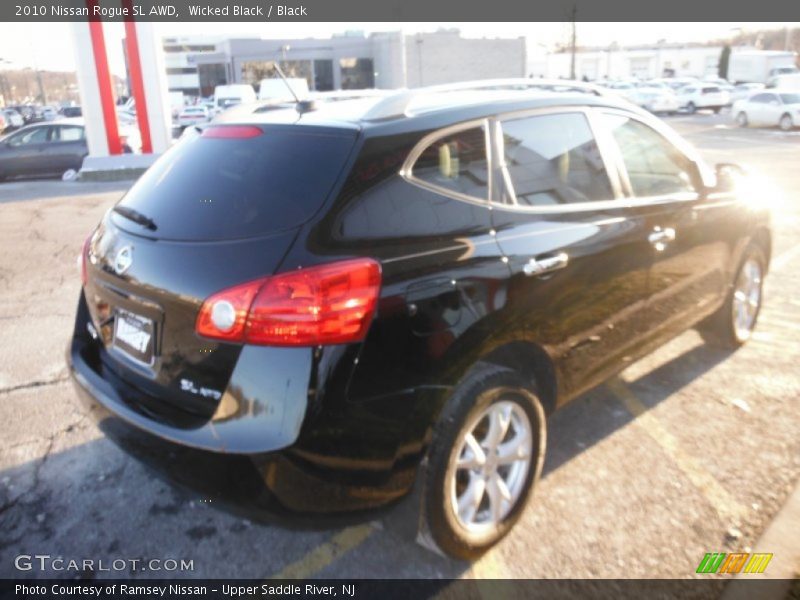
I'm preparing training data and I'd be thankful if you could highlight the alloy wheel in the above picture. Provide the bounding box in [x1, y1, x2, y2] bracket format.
[448, 400, 533, 533]
[732, 258, 762, 342]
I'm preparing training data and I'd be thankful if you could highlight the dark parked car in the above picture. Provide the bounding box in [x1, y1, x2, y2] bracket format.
[59, 106, 83, 118]
[0, 119, 87, 181]
[68, 81, 771, 558]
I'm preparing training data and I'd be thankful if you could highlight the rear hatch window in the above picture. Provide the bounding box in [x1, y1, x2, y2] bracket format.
[112, 125, 357, 241]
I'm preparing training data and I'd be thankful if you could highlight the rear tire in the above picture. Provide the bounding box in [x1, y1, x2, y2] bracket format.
[423, 362, 546, 560]
[779, 114, 794, 131]
[713, 107, 721, 114]
[687, 102, 697, 114]
[736, 112, 749, 127]
[700, 244, 766, 349]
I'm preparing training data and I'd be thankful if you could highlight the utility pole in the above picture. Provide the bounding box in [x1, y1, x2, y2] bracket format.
[0, 58, 12, 105]
[569, 4, 577, 80]
[416, 34, 424, 87]
[35, 69, 46, 104]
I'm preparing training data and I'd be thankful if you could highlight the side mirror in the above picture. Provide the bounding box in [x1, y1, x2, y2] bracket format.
[713, 163, 746, 193]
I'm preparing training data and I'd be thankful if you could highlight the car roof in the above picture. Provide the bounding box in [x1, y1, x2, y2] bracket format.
[212, 86, 639, 138]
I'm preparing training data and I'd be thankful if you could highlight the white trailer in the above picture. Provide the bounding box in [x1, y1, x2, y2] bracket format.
[728, 51, 798, 84]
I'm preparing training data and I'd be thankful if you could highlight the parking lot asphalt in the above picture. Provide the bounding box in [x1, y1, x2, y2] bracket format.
[0, 112, 798, 584]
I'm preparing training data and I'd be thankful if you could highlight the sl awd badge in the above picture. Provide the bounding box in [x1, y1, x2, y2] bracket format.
[114, 245, 133, 275]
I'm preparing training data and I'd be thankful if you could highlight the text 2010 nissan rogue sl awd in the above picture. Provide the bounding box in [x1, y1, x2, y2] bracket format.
[68, 80, 771, 559]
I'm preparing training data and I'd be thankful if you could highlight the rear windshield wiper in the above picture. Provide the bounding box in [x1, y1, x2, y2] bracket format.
[112, 206, 157, 231]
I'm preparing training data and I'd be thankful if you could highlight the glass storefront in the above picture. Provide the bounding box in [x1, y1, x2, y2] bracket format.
[339, 58, 375, 89]
[198, 63, 227, 97]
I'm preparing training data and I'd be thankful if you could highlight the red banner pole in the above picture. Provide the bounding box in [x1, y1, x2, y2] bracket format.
[85, 0, 122, 155]
[121, 0, 153, 154]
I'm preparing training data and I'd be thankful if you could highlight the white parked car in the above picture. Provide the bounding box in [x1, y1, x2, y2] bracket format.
[603, 81, 638, 101]
[40, 106, 58, 121]
[116, 108, 137, 125]
[1, 108, 25, 130]
[732, 90, 800, 130]
[177, 106, 210, 128]
[676, 84, 730, 113]
[258, 77, 309, 101]
[730, 83, 765, 103]
[118, 125, 142, 154]
[212, 84, 257, 116]
[768, 73, 800, 91]
[664, 77, 699, 90]
[628, 87, 680, 114]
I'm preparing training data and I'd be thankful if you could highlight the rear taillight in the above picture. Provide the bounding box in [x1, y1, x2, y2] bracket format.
[196, 258, 382, 346]
[79, 233, 92, 286]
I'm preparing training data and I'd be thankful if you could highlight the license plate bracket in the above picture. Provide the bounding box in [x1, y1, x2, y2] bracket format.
[113, 309, 155, 365]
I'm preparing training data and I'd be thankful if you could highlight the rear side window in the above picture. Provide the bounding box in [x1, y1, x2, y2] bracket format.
[411, 126, 489, 201]
[55, 126, 85, 142]
[600, 114, 697, 197]
[702, 87, 720, 94]
[113, 127, 356, 241]
[500, 112, 612, 206]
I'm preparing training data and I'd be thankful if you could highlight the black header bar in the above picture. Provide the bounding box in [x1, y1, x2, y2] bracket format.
[1, 0, 799, 22]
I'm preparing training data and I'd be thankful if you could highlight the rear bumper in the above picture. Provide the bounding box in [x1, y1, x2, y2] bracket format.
[68, 330, 444, 512]
[67, 334, 311, 454]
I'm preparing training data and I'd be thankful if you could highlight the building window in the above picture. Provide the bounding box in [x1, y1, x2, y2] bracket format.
[198, 63, 227, 97]
[314, 60, 334, 91]
[339, 58, 374, 89]
[241, 60, 313, 90]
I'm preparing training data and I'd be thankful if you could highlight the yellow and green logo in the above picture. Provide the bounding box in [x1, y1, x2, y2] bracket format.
[696, 552, 773, 574]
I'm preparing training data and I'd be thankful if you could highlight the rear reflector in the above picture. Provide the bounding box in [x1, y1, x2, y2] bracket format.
[196, 258, 382, 346]
[201, 125, 263, 139]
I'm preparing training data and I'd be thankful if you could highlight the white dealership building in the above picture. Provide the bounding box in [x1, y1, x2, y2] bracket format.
[158, 30, 527, 97]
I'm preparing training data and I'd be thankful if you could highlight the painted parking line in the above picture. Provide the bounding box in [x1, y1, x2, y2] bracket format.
[606, 378, 749, 523]
[468, 547, 512, 579]
[269, 524, 376, 579]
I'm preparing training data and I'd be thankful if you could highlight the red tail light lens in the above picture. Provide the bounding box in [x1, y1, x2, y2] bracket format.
[196, 259, 382, 346]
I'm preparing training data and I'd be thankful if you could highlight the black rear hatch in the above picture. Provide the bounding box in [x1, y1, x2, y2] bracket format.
[82, 124, 357, 423]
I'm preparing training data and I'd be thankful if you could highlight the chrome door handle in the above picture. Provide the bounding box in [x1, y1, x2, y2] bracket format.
[523, 252, 569, 276]
[648, 227, 676, 245]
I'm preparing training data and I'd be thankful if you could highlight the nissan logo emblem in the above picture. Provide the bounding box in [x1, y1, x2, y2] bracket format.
[114, 246, 133, 275]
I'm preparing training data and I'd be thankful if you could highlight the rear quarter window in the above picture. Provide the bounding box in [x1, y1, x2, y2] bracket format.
[410, 125, 489, 202]
[112, 126, 356, 241]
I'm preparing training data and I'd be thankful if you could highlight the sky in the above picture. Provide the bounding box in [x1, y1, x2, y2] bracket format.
[0, 22, 796, 77]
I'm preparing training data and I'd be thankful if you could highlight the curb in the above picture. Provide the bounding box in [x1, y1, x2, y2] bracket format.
[722, 479, 800, 599]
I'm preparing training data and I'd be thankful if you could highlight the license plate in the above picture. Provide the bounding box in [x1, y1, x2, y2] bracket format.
[113, 310, 154, 365]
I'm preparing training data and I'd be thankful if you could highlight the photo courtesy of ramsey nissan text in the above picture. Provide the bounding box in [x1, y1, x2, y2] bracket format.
[0, 1, 798, 598]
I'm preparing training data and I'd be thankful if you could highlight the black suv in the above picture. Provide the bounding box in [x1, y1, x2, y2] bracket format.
[69, 80, 771, 559]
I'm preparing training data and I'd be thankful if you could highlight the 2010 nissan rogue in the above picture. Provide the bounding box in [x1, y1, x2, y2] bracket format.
[68, 80, 771, 559]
